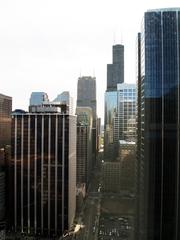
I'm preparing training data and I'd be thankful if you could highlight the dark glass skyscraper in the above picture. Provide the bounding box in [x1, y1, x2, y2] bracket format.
[107, 44, 124, 91]
[104, 44, 124, 160]
[137, 8, 180, 240]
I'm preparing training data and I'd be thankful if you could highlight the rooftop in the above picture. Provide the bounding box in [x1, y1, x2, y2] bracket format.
[147, 8, 180, 12]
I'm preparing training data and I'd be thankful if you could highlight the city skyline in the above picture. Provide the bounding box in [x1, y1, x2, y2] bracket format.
[0, 4, 180, 239]
[0, 0, 179, 119]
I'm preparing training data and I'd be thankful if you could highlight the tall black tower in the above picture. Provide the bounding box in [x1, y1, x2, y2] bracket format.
[137, 8, 180, 240]
[107, 44, 124, 91]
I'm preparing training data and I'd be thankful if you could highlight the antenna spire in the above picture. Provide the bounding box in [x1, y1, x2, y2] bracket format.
[113, 31, 116, 45]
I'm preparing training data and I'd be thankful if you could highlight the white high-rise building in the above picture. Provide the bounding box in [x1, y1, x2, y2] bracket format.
[114, 83, 136, 142]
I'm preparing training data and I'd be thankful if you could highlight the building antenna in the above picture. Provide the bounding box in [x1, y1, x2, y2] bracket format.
[113, 31, 116, 45]
[93, 68, 95, 78]
[120, 32, 123, 45]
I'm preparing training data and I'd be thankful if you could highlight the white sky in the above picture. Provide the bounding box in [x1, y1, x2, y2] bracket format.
[0, 0, 179, 120]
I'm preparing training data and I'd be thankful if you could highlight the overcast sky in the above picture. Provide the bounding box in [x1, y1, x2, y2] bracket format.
[0, 0, 179, 119]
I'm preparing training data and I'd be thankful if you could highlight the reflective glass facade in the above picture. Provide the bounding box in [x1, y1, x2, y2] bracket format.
[104, 91, 118, 160]
[137, 9, 180, 240]
[53, 91, 74, 115]
[29, 92, 49, 106]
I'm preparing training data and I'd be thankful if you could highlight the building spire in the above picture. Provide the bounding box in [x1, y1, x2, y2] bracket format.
[113, 31, 116, 45]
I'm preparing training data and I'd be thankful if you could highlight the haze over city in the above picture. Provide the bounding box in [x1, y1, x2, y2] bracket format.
[0, 0, 179, 119]
[1, 1, 180, 240]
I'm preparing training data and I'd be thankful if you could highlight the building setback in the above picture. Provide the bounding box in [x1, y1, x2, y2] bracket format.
[77, 76, 97, 166]
[137, 8, 180, 240]
[9, 107, 76, 237]
[107, 44, 124, 91]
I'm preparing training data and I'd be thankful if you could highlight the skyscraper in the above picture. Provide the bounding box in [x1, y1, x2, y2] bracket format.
[9, 103, 76, 237]
[104, 44, 124, 160]
[137, 8, 180, 240]
[107, 44, 124, 91]
[0, 93, 12, 226]
[77, 76, 96, 126]
[77, 76, 97, 165]
[114, 83, 136, 142]
[76, 107, 93, 190]
[0, 149, 6, 226]
[104, 91, 118, 160]
[0, 94, 12, 148]
[135, 32, 143, 240]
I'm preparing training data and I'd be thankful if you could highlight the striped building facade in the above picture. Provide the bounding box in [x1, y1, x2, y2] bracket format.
[9, 112, 76, 238]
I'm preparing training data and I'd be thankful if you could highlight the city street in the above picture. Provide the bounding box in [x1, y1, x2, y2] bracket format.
[74, 156, 135, 240]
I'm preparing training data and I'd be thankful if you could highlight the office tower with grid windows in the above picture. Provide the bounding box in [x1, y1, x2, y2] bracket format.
[0, 94, 12, 149]
[114, 83, 136, 142]
[0, 93, 12, 226]
[76, 107, 93, 190]
[9, 104, 76, 238]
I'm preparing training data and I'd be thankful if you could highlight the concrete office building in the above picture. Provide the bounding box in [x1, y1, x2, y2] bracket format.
[0, 93, 12, 227]
[102, 162, 121, 193]
[76, 107, 93, 189]
[0, 94, 12, 148]
[0, 150, 5, 225]
[118, 140, 136, 194]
